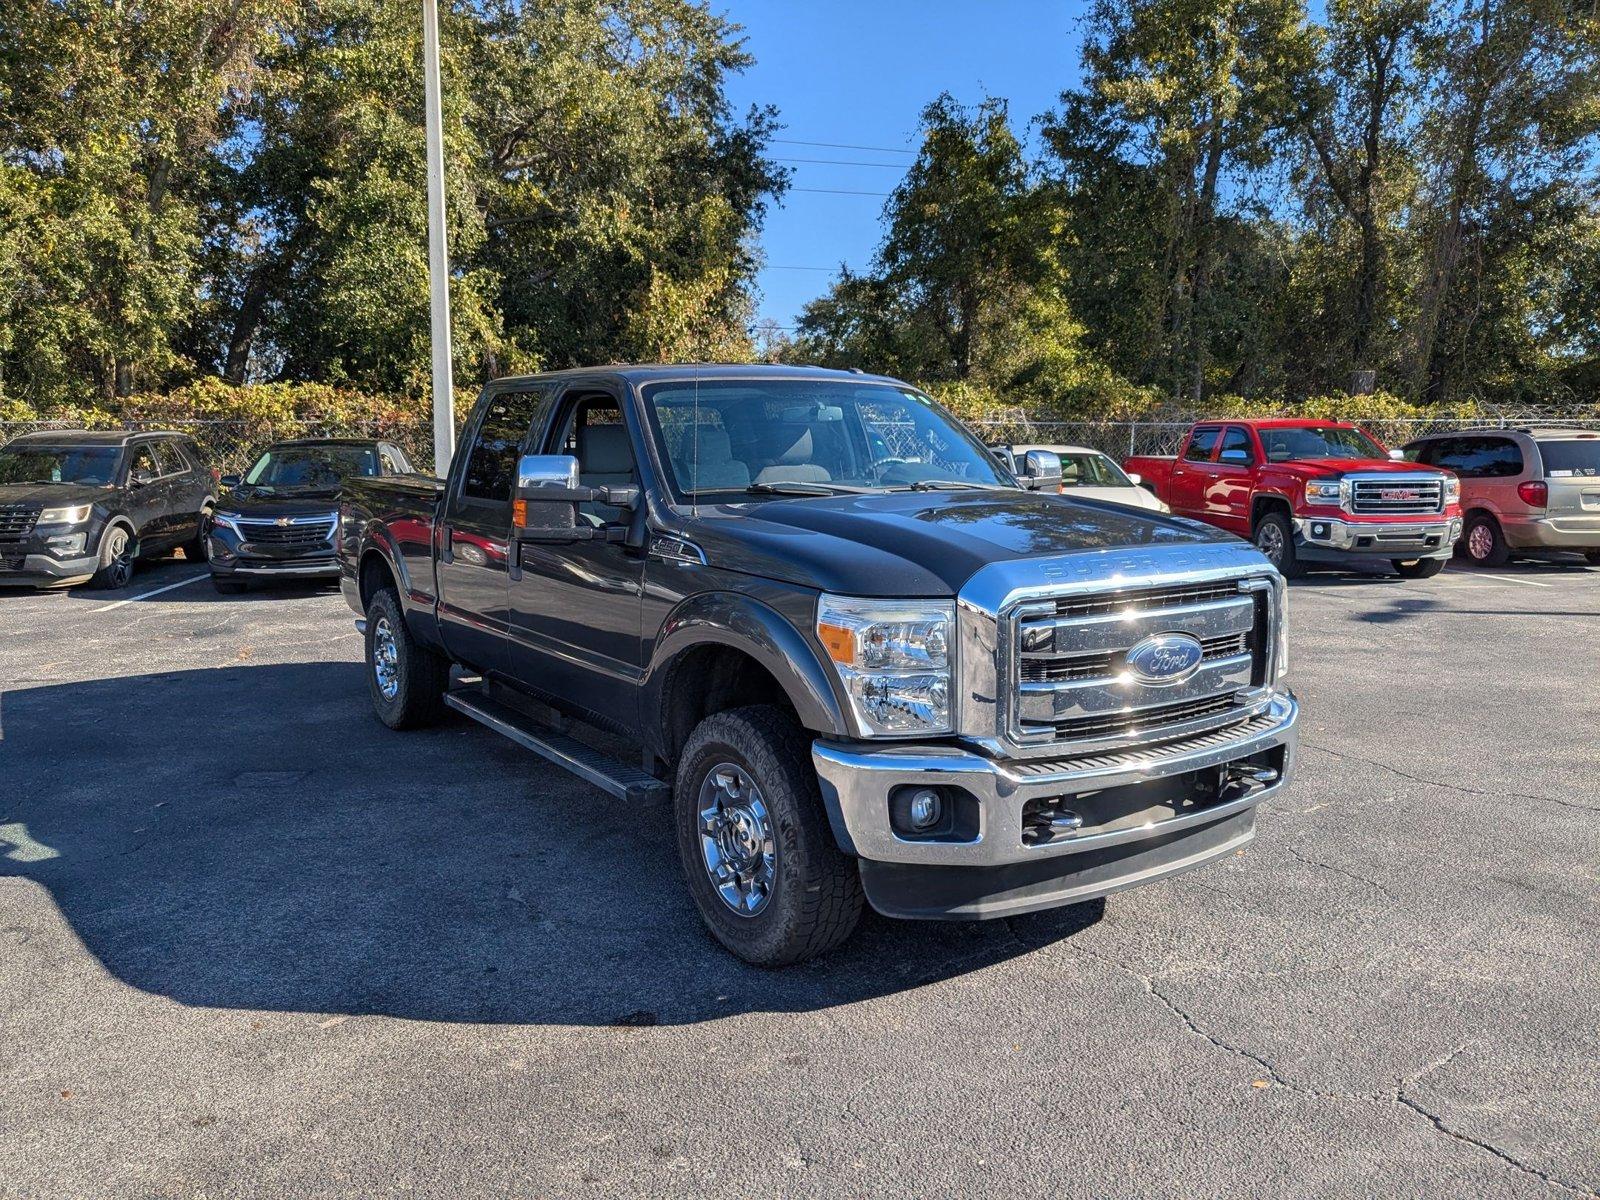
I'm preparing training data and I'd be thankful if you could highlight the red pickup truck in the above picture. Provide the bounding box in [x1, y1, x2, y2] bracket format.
[1127, 420, 1463, 578]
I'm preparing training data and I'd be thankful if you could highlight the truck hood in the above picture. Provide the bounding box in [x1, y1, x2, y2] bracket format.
[215, 486, 343, 518]
[1267, 458, 1447, 478]
[0, 481, 111, 507]
[686, 488, 1232, 596]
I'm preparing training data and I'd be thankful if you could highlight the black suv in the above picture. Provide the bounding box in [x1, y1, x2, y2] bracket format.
[0, 430, 216, 589]
[208, 438, 414, 593]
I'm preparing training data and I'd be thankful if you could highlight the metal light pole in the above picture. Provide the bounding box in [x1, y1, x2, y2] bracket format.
[422, 0, 454, 473]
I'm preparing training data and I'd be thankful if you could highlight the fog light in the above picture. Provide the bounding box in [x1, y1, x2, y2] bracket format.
[908, 788, 943, 830]
[1311, 522, 1328, 538]
[46, 532, 86, 555]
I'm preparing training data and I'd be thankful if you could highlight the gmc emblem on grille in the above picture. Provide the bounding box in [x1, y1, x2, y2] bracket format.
[1126, 633, 1205, 686]
[1379, 488, 1420, 501]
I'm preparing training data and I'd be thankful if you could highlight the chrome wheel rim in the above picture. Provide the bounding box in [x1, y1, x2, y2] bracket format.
[1255, 522, 1285, 565]
[105, 528, 132, 588]
[372, 616, 400, 700]
[1467, 523, 1494, 561]
[697, 762, 776, 917]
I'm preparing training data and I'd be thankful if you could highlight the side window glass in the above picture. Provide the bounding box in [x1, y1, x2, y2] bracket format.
[1481, 439, 1524, 478]
[153, 442, 184, 476]
[1219, 427, 1254, 463]
[128, 445, 160, 482]
[459, 390, 547, 506]
[1185, 427, 1221, 462]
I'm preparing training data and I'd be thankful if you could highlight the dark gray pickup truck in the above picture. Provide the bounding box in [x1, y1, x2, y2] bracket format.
[339, 365, 1298, 965]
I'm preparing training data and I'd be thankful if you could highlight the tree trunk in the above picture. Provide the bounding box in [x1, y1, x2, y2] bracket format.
[1187, 119, 1226, 403]
[224, 266, 275, 384]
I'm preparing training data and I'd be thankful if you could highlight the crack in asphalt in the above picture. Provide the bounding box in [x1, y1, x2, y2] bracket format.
[1057, 944, 1598, 1196]
[1280, 842, 1400, 900]
[1303, 741, 1600, 815]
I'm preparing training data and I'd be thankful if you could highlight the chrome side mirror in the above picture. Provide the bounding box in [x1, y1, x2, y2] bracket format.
[1388, 448, 1405, 461]
[513, 454, 587, 542]
[1127, 471, 1143, 486]
[1219, 448, 1252, 466]
[1022, 449, 1063, 490]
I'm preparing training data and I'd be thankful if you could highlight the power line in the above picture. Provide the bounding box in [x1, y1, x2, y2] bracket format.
[777, 156, 909, 169]
[774, 137, 916, 155]
[791, 187, 893, 197]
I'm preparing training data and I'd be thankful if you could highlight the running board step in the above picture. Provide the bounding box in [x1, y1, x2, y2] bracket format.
[443, 688, 669, 803]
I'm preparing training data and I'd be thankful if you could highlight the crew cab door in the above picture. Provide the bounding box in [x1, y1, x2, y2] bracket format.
[435, 386, 551, 674]
[1167, 426, 1221, 518]
[1208, 425, 1258, 535]
[503, 384, 647, 729]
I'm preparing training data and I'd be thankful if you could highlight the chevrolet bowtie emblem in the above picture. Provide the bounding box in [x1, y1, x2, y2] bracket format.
[275, 517, 292, 527]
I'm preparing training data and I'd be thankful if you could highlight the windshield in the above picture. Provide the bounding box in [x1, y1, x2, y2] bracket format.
[1259, 425, 1386, 462]
[642, 379, 1014, 497]
[0, 445, 121, 485]
[244, 445, 381, 489]
[1059, 452, 1133, 488]
[1539, 439, 1600, 477]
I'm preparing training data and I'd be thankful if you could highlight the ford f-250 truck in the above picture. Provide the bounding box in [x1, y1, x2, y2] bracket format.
[1126, 419, 1463, 578]
[339, 366, 1298, 965]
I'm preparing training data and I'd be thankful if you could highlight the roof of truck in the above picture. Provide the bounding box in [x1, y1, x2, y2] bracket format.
[491, 363, 901, 387]
[3, 428, 180, 447]
[1202, 418, 1365, 429]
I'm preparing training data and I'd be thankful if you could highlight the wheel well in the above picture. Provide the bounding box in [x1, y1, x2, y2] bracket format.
[358, 550, 397, 609]
[1464, 506, 1498, 528]
[658, 645, 796, 766]
[1251, 495, 1292, 530]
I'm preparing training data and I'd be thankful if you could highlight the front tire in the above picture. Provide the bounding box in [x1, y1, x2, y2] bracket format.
[674, 706, 863, 967]
[1463, 513, 1510, 566]
[1392, 557, 1446, 579]
[365, 587, 451, 729]
[1252, 511, 1304, 578]
[185, 510, 211, 564]
[87, 524, 136, 590]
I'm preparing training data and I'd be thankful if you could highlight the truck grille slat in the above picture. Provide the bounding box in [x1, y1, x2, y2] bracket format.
[1020, 632, 1249, 684]
[0, 503, 42, 541]
[238, 519, 335, 547]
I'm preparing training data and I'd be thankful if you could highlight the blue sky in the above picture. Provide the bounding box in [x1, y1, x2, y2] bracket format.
[724, 1, 1089, 332]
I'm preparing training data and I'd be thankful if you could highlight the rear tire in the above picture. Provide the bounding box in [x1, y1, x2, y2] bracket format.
[87, 524, 136, 590]
[365, 587, 451, 730]
[1392, 557, 1446, 579]
[674, 705, 863, 967]
[185, 510, 211, 564]
[1252, 510, 1304, 578]
[1463, 512, 1510, 566]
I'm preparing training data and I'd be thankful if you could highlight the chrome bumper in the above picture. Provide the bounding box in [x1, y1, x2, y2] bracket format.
[1293, 516, 1460, 556]
[1504, 515, 1600, 550]
[813, 691, 1298, 868]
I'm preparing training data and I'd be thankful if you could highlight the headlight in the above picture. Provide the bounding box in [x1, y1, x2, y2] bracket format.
[817, 595, 953, 736]
[1442, 476, 1460, 505]
[210, 510, 244, 534]
[1304, 478, 1344, 506]
[39, 504, 92, 524]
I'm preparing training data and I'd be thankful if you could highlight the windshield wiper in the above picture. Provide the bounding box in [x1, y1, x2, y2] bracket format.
[897, 479, 996, 491]
[741, 481, 876, 497]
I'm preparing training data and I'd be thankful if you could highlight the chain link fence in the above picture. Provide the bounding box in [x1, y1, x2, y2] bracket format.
[0, 417, 437, 476]
[5, 411, 1600, 478]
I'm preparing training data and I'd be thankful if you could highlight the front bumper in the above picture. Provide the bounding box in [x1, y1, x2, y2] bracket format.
[1292, 516, 1460, 561]
[1503, 515, 1600, 551]
[207, 532, 339, 580]
[0, 547, 99, 587]
[813, 692, 1298, 919]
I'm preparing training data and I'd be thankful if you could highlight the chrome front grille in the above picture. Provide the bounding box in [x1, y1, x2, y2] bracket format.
[1005, 575, 1275, 751]
[0, 503, 41, 542]
[1348, 475, 1443, 514]
[238, 517, 335, 548]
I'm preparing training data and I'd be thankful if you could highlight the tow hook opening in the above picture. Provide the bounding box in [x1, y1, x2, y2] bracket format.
[1020, 748, 1285, 849]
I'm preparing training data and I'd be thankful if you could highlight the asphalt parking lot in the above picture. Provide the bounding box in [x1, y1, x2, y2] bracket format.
[2, 558, 1597, 1199]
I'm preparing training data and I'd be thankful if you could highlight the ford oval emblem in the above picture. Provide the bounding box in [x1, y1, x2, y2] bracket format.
[1126, 633, 1205, 686]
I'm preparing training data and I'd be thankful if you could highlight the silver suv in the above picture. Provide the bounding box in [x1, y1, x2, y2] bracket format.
[1403, 428, 1600, 566]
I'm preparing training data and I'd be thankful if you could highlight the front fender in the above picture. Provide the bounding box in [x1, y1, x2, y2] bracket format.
[644, 591, 853, 742]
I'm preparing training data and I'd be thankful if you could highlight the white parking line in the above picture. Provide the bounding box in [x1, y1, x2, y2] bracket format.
[1495, 575, 1554, 588]
[92, 572, 209, 612]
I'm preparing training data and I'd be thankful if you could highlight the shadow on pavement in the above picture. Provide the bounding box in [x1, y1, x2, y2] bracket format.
[0, 662, 1101, 1027]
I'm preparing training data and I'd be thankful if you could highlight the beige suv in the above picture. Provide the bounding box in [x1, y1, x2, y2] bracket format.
[1403, 428, 1600, 566]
